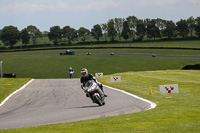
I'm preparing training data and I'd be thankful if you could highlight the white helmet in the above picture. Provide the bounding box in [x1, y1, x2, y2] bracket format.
[81, 68, 88, 77]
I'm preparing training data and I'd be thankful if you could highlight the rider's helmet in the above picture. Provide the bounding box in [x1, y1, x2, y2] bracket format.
[69, 67, 72, 70]
[81, 68, 88, 77]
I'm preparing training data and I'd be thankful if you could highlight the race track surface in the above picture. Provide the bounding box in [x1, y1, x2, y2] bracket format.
[0, 79, 151, 129]
[79, 53, 200, 59]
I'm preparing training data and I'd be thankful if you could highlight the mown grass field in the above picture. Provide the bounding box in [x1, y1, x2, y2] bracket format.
[72, 40, 200, 48]
[0, 50, 200, 79]
[0, 42, 200, 132]
[0, 70, 199, 133]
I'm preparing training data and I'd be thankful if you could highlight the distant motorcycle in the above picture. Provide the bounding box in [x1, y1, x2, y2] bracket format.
[81, 80, 105, 106]
[69, 71, 74, 79]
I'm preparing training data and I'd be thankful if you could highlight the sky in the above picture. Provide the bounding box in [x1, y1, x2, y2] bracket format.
[0, 0, 200, 31]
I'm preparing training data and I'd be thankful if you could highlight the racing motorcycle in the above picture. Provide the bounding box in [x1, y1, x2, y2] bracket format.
[69, 71, 74, 79]
[81, 80, 105, 106]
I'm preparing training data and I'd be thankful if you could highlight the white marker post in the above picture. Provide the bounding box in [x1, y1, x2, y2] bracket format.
[110, 76, 121, 82]
[160, 84, 179, 94]
[95, 73, 103, 77]
[0, 61, 2, 78]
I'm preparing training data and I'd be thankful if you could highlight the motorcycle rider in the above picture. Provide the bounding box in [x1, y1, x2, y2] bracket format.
[80, 68, 107, 97]
[68, 67, 74, 79]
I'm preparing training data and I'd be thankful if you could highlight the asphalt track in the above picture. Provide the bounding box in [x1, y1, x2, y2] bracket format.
[0, 79, 155, 130]
[79, 53, 200, 59]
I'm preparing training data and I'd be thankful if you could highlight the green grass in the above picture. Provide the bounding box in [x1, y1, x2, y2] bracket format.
[1, 48, 200, 55]
[0, 78, 31, 103]
[1, 39, 200, 49]
[0, 51, 200, 78]
[0, 48, 200, 79]
[1, 70, 200, 132]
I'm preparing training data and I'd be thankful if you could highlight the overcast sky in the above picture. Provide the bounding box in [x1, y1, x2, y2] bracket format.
[0, 0, 200, 31]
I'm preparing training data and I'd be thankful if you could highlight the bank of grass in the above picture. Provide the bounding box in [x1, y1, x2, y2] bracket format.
[0, 48, 200, 79]
[0, 53, 200, 78]
[1, 70, 200, 133]
[0, 78, 31, 104]
[1, 40, 200, 50]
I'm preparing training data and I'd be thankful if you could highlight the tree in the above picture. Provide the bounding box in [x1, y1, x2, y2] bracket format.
[77, 27, 90, 43]
[163, 20, 177, 39]
[194, 17, 200, 38]
[136, 19, 146, 40]
[155, 18, 166, 39]
[48, 26, 62, 45]
[187, 16, 195, 38]
[114, 18, 124, 41]
[20, 28, 30, 46]
[1, 26, 20, 47]
[121, 20, 130, 41]
[144, 18, 151, 39]
[0, 30, 2, 40]
[62, 26, 78, 44]
[42, 31, 49, 37]
[176, 19, 189, 38]
[146, 19, 160, 40]
[126, 16, 138, 40]
[91, 24, 103, 42]
[100, 23, 108, 41]
[27, 25, 42, 46]
[107, 19, 116, 41]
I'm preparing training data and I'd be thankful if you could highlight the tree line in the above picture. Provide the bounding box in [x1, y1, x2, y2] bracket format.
[0, 16, 200, 48]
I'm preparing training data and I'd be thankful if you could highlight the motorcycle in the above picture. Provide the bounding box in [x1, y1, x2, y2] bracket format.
[69, 71, 74, 79]
[81, 80, 105, 106]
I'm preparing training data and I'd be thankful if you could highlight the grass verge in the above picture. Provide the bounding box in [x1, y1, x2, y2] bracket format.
[0, 78, 31, 105]
[0, 70, 200, 132]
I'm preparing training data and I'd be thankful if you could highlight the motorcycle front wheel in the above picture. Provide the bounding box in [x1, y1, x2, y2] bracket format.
[94, 95, 103, 106]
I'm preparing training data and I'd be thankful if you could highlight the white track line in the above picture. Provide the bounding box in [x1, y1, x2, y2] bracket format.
[0, 79, 34, 107]
[104, 84, 157, 110]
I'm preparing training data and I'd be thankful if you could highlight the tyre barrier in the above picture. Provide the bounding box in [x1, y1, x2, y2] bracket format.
[2, 74, 16, 78]
[182, 64, 200, 70]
